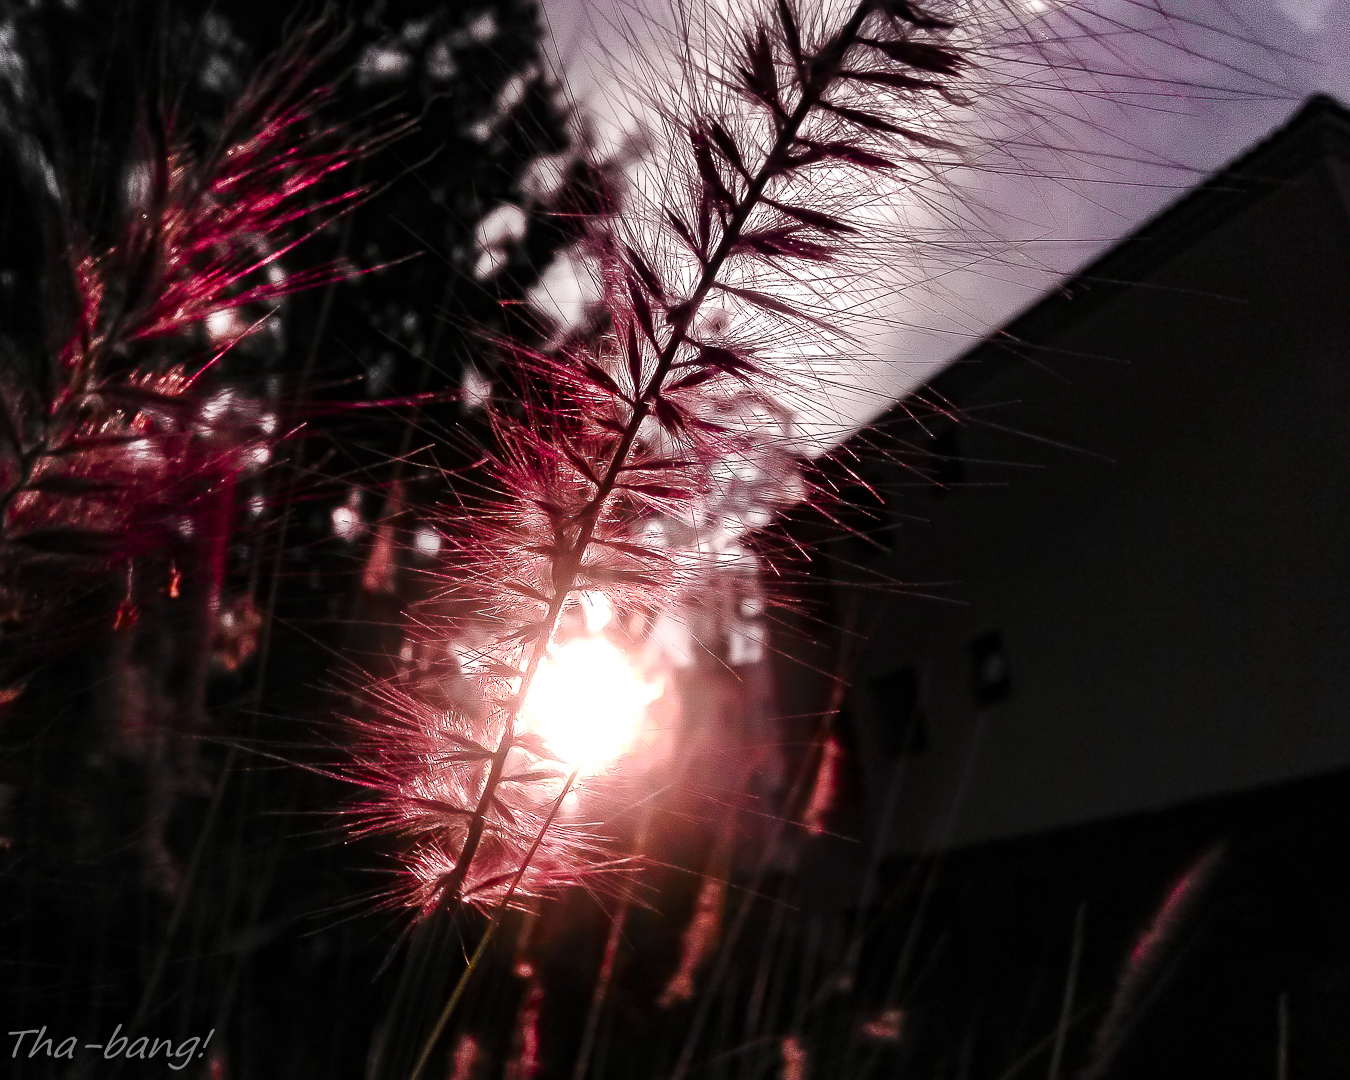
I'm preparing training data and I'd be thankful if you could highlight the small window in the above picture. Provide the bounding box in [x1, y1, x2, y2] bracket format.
[968, 631, 1012, 706]
[867, 665, 929, 755]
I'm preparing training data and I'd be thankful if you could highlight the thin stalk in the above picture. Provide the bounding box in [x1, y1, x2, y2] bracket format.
[439, 0, 875, 923]
[126, 738, 237, 1034]
[1047, 903, 1085, 1080]
[664, 577, 875, 1076]
[126, 188, 362, 1044]
[408, 768, 580, 1080]
[572, 805, 654, 1080]
[1276, 991, 1289, 1080]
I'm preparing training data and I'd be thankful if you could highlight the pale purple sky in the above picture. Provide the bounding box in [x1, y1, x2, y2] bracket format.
[534, 0, 1350, 444]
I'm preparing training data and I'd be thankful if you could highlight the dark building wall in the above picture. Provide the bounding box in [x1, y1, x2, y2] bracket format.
[824, 97, 1350, 853]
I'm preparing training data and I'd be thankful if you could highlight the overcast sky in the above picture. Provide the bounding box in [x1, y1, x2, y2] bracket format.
[532, 0, 1350, 445]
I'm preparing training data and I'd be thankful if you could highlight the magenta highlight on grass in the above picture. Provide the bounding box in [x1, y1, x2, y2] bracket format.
[346, 0, 1045, 918]
[0, 21, 385, 647]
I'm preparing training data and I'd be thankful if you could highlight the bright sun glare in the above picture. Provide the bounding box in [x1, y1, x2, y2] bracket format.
[519, 635, 663, 774]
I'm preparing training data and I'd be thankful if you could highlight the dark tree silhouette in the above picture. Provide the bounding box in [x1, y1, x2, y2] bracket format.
[0, 3, 579, 1076]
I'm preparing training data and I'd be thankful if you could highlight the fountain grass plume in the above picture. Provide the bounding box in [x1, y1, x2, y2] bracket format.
[0, 20, 382, 648]
[354, 0, 998, 918]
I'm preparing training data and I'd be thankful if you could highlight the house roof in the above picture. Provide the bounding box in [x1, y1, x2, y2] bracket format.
[874, 93, 1350, 426]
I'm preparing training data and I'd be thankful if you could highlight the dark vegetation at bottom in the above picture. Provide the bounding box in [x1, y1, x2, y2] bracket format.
[873, 764, 1350, 1080]
[7, 670, 1350, 1080]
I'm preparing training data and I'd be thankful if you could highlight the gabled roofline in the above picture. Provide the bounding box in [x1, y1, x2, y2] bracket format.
[872, 93, 1350, 427]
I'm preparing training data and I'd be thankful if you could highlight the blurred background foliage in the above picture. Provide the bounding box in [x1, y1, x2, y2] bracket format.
[0, 0, 594, 1073]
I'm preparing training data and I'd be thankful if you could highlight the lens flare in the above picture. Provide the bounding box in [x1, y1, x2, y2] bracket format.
[519, 636, 662, 773]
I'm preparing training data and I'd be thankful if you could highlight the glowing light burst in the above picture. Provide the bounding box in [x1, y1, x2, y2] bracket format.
[519, 635, 663, 773]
